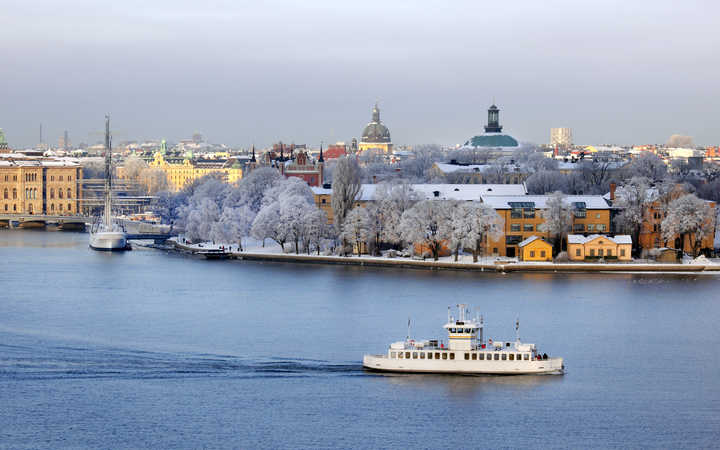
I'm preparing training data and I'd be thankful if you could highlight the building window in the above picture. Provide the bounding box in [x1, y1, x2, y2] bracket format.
[523, 208, 535, 219]
[58, 189, 63, 199]
[607, 249, 612, 256]
[523, 224, 533, 232]
[59, 175, 63, 181]
[3, 188, 6, 199]
[50, 204, 54, 212]
[493, 248, 498, 254]
[472, 353, 477, 360]
[598, 249, 604, 257]
[13, 189, 17, 199]
[589, 249, 595, 256]
[67, 188, 72, 199]
[524, 354, 529, 360]
[530, 251, 535, 258]
[620, 249, 626, 257]
[67, 203, 71, 211]
[511, 207, 522, 219]
[597, 224, 606, 231]
[541, 251, 546, 258]
[50, 188, 54, 199]
[596, 213, 601, 219]
[587, 224, 595, 231]
[510, 223, 521, 232]
[3, 204, 6, 211]
[321, 198, 326, 204]
[13, 204, 16, 211]
[574, 224, 584, 232]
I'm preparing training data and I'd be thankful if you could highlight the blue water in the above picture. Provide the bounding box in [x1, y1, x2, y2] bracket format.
[1, 231, 719, 448]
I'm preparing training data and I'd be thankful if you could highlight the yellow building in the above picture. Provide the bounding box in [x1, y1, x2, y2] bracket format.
[567, 234, 632, 261]
[482, 195, 612, 258]
[359, 104, 393, 154]
[517, 236, 553, 261]
[0, 157, 82, 215]
[149, 152, 243, 191]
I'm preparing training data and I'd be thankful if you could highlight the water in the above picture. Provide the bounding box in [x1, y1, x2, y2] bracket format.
[1, 231, 719, 449]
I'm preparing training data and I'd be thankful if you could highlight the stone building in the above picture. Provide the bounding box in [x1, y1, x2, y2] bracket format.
[149, 152, 243, 191]
[359, 104, 393, 154]
[0, 156, 82, 215]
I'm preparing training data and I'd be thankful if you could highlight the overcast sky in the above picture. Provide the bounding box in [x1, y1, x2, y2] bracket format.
[1, 0, 718, 148]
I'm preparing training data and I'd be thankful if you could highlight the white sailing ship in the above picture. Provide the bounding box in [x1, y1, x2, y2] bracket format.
[89, 115, 128, 251]
[363, 305, 564, 375]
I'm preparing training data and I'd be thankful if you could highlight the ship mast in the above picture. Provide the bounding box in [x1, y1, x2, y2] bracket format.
[103, 115, 112, 229]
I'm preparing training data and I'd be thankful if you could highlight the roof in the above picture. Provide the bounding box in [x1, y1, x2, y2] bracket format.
[467, 133, 519, 148]
[517, 236, 550, 248]
[311, 183, 527, 201]
[567, 234, 632, 245]
[432, 162, 525, 174]
[480, 195, 610, 209]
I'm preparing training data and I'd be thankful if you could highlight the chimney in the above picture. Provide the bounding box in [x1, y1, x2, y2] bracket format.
[372, 175, 377, 184]
[610, 182, 616, 201]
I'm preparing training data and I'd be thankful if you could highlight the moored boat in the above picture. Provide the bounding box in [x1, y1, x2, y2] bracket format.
[363, 304, 563, 375]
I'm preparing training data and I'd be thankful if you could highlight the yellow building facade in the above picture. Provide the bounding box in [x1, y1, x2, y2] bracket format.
[567, 234, 632, 261]
[0, 158, 82, 215]
[149, 153, 243, 191]
[517, 236, 553, 261]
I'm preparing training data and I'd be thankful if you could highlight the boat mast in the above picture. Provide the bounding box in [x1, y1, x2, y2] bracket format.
[103, 115, 112, 229]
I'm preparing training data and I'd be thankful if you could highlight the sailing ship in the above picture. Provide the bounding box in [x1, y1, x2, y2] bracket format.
[363, 304, 564, 375]
[89, 115, 128, 251]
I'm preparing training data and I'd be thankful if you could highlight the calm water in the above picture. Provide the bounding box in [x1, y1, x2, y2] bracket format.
[1, 231, 719, 449]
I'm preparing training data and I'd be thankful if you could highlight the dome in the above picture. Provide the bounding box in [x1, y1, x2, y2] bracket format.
[467, 134, 519, 148]
[361, 104, 391, 143]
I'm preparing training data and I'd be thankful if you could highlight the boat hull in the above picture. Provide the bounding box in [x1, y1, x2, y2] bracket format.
[89, 231, 129, 251]
[362, 354, 564, 375]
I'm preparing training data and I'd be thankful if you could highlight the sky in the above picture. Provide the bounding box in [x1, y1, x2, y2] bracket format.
[1, 0, 718, 148]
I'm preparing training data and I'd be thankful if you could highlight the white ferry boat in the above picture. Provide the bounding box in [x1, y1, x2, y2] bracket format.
[363, 305, 563, 375]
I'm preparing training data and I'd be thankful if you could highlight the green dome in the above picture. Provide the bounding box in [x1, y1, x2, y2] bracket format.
[466, 134, 519, 148]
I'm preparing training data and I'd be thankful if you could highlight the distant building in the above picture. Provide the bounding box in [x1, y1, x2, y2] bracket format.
[518, 236, 553, 261]
[324, 143, 348, 160]
[0, 129, 9, 151]
[149, 152, 243, 191]
[359, 104, 393, 154]
[567, 234, 632, 261]
[550, 128, 572, 148]
[278, 149, 324, 187]
[0, 155, 82, 215]
[463, 104, 519, 150]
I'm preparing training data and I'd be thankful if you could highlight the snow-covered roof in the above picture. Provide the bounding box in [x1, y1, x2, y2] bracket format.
[480, 195, 609, 209]
[312, 183, 527, 201]
[433, 162, 525, 174]
[518, 235, 547, 247]
[567, 234, 632, 245]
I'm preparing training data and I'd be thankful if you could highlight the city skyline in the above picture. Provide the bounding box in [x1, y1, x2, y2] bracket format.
[2, 1, 719, 148]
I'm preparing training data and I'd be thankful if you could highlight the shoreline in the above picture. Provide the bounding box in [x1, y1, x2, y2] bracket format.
[171, 240, 720, 274]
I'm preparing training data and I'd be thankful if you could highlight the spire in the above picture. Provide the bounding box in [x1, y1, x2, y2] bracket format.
[250, 145, 256, 162]
[484, 103, 502, 133]
[318, 142, 324, 163]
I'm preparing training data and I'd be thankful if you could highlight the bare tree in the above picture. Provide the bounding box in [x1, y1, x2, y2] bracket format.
[627, 153, 667, 182]
[399, 200, 453, 261]
[470, 203, 504, 262]
[341, 207, 370, 257]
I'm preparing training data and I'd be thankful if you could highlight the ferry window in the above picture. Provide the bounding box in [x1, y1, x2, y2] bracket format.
[509, 354, 514, 360]
[517, 354, 522, 360]
[412, 352, 418, 359]
[405, 352, 410, 359]
[391, 352, 396, 358]
[464, 353, 469, 360]
[450, 328, 455, 333]
[472, 353, 477, 360]
[494, 354, 499, 361]
[442, 353, 447, 360]
[479, 353, 484, 360]
[464, 329, 471, 333]
[398, 352, 403, 359]
[524, 354, 529, 360]
[435, 352, 440, 359]
[502, 354, 507, 360]
[449, 353, 455, 360]
[420, 352, 425, 359]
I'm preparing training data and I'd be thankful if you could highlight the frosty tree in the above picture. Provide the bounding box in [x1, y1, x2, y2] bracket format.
[539, 191, 573, 253]
[661, 194, 714, 257]
[341, 207, 370, 257]
[374, 180, 419, 247]
[470, 203, 504, 262]
[210, 205, 255, 251]
[185, 198, 221, 242]
[447, 202, 475, 262]
[302, 208, 330, 255]
[331, 156, 362, 231]
[399, 200, 453, 260]
[250, 202, 287, 251]
[627, 153, 667, 182]
[612, 177, 651, 255]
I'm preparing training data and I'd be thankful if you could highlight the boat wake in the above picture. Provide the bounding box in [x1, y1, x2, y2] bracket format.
[0, 333, 361, 381]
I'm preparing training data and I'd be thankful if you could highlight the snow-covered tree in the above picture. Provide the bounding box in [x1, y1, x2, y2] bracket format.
[185, 198, 221, 242]
[279, 195, 316, 254]
[139, 168, 169, 194]
[539, 191, 573, 252]
[627, 152, 667, 182]
[210, 205, 255, 251]
[122, 155, 148, 180]
[447, 202, 475, 261]
[525, 170, 569, 195]
[470, 203, 504, 262]
[331, 156, 362, 231]
[262, 176, 314, 208]
[612, 177, 651, 255]
[303, 207, 330, 255]
[341, 207, 370, 257]
[374, 180, 420, 246]
[250, 202, 287, 251]
[662, 194, 714, 257]
[399, 200, 453, 261]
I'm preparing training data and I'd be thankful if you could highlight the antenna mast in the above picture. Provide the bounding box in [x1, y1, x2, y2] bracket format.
[103, 115, 112, 229]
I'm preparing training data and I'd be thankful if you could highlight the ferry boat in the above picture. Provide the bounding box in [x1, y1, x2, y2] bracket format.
[363, 305, 563, 375]
[89, 115, 128, 251]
